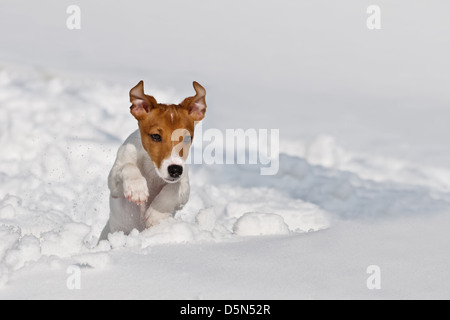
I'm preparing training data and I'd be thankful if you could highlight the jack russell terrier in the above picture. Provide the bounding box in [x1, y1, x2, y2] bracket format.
[99, 81, 207, 241]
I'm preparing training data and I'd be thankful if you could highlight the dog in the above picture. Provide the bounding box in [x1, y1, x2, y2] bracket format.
[99, 80, 207, 241]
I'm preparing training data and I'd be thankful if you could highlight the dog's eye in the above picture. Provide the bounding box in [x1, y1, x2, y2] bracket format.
[184, 136, 192, 143]
[150, 134, 162, 142]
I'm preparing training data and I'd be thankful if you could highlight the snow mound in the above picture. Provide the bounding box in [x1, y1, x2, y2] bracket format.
[233, 213, 289, 236]
[105, 220, 220, 250]
[225, 199, 331, 233]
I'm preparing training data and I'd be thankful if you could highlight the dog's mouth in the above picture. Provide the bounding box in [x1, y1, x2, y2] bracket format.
[163, 177, 181, 184]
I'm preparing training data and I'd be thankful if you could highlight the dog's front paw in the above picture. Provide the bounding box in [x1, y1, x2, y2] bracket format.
[123, 177, 149, 205]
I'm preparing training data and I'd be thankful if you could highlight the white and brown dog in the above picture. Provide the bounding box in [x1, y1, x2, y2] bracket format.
[99, 81, 207, 241]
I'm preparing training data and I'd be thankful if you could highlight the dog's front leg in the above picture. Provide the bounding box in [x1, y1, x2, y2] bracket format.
[121, 164, 149, 205]
[108, 144, 149, 205]
[144, 178, 190, 228]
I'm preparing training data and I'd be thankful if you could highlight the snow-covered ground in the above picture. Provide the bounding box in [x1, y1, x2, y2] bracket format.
[1, 1, 450, 299]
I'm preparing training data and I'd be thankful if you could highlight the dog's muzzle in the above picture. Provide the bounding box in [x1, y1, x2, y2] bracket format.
[168, 164, 183, 179]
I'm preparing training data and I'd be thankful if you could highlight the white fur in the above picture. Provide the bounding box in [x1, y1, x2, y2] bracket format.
[99, 130, 190, 241]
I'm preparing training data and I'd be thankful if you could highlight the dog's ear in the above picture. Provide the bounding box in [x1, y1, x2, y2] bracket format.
[130, 81, 158, 120]
[180, 81, 207, 122]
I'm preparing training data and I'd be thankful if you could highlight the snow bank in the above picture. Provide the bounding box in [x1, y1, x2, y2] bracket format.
[0, 66, 334, 286]
[1, 0, 450, 299]
[0, 64, 449, 298]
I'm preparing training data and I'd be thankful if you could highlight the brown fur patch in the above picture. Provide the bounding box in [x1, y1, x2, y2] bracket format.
[137, 104, 195, 169]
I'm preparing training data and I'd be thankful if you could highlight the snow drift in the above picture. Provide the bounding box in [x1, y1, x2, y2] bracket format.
[1, 0, 450, 299]
[1, 66, 449, 299]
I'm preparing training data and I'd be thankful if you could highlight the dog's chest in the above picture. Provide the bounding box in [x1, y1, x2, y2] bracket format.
[139, 153, 166, 203]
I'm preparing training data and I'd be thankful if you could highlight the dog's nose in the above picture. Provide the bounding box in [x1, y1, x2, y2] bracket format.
[168, 165, 183, 179]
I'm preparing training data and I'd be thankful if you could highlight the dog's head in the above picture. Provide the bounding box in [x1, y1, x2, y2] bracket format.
[129, 81, 206, 183]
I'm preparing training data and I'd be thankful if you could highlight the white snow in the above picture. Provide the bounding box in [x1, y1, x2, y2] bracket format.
[1, 0, 450, 299]
[233, 213, 290, 236]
